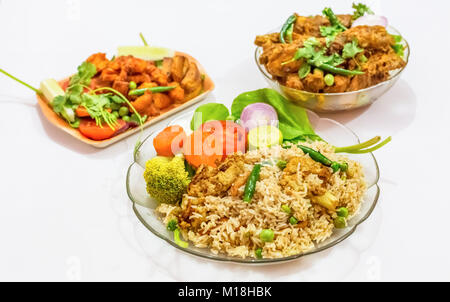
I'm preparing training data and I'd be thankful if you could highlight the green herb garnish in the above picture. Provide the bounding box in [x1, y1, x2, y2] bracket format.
[352, 2, 374, 20]
[342, 39, 364, 59]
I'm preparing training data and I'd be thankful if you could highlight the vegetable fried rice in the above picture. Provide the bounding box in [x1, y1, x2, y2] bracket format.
[156, 141, 366, 259]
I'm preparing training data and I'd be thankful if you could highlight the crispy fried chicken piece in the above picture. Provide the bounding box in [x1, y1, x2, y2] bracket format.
[112, 80, 129, 96]
[260, 42, 303, 77]
[340, 25, 395, 52]
[324, 75, 350, 93]
[149, 66, 168, 86]
[284, 73, 304, 90]
[181, 62, 203, 101]
[153, 93, 172, 110]
[171, 55, 189, 82]
[130, 91, 158, 116]
[167, 82, 185, 103]
[122, 55, 148, 74]
[100, 67, 119, 83]
[86, 53, 110, 73]
[128, 74, 151, 84]
[138, 82, 158, 89]
[346, 50, 405, 91]
[302, 68, 325, 92]
[255, 33, 280, 47]
[188, 154, 245, 198]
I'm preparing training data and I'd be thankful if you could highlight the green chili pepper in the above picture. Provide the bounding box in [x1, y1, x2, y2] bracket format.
[243, 164, 261, 203]
[280, 14, 297, 44]
[128, 86, 176, 96]
[296, 145, 347, 173]
[322, 7, 347, 31]
[319, 63, 365, 76]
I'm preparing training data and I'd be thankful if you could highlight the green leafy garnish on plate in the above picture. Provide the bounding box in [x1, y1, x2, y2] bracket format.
[190, 103, 230, 130]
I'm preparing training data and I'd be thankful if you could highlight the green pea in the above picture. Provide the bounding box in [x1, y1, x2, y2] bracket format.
[336, 207, 349, 218]
[129, 81, 137, 90]
[289, 216, 298, 225]
[334, 217, 347, 229]
[119, 106, 129, 117]
[281, 205, 291, 214]
[122, 115, 130, 122]
[260, 229, 274, 242]
[255, 248, 263, 259]
[324, 74, 335, 86]
[112, 111, 119, 118]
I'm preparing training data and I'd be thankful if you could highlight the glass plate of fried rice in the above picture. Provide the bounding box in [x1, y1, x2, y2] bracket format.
[127, 110, 380, 264]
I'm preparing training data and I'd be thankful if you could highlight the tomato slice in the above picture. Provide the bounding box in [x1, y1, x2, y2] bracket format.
[201, 120, 247, 158]
[184, 128, 223, 168]
[184, 120, 247, 168]
[79, 119, 126, 141]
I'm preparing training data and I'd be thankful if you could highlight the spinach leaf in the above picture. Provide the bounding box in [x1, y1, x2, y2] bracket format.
[231, 88, 319, 141]
[190, 103, 230, 130]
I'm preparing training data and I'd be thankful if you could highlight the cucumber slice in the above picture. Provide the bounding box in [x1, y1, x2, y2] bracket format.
[40, 79, 65, 104]
[117, 46, 175, 61]
[248, 125, 283, 150]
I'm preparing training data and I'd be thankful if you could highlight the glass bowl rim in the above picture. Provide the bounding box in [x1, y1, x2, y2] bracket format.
[127, 110, 381, 264]
[254, 25, 410, 97]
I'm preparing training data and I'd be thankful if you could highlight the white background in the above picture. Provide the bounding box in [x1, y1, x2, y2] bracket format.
[0, 0, 449, 281]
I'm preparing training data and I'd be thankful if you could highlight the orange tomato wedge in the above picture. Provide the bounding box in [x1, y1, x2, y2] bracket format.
[79, 119, 126, 141]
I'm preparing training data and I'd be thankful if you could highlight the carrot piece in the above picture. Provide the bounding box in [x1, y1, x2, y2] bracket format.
[153, 125, 186, 157]
[79, 119, 126, 141]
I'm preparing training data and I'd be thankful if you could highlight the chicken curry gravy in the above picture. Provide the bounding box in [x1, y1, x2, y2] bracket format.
[255, 14, 406, 93]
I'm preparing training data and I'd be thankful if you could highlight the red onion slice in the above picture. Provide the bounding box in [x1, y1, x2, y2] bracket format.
[352, 15, 388, 28]
[240, 103, 279, 131]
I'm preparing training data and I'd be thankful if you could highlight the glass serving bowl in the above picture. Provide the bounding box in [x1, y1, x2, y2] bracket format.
[127, 109, 380, 264]
[255, 26, 410, 113]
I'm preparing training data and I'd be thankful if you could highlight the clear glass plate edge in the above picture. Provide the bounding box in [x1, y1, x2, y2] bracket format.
[126, 110, 382, 264]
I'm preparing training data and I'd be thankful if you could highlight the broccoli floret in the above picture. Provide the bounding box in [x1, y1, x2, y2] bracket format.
[143, 156, 191, 204]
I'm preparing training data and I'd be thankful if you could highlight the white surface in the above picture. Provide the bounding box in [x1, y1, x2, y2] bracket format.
[0, 0, 449, 282]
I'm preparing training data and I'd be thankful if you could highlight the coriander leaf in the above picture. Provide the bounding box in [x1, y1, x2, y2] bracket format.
[352, 2, 374, 20]
[320, 25, 343, 47]
[391, 35, 402, 43]
[390, 34, 405, 57]
[342, 39, 363, 59]
[298, 63, 311, 79]
[51, 95, 66, 113]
